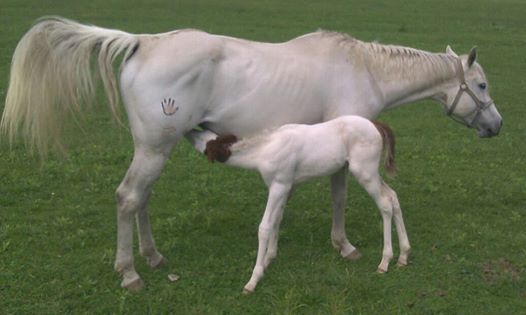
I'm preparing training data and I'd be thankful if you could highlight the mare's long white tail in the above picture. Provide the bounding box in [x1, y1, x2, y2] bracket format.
[1, 17, 140, 156]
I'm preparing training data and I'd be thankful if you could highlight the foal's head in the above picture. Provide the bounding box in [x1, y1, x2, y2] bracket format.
[204, 134, 238, 163]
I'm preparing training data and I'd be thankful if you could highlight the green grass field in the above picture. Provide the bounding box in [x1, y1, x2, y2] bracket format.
[1, 0, 525, 313]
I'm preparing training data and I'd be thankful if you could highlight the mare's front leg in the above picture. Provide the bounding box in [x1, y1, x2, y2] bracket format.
[243, 181, 291, 294]
[330, 167, 361, 260]
[114, 146, 172, 290]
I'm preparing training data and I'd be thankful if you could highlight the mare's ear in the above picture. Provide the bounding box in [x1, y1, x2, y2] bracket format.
[446, 45, 458, 57]
[467, 46, 477, 67]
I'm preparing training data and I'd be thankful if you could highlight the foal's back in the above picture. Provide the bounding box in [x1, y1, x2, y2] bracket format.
[233, 116, 383, 184]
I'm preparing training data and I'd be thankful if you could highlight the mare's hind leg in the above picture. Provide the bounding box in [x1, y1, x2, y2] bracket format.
[330, 167, 361, 260]
[114, 146, 172, 290]
[136, 197, 167, 268]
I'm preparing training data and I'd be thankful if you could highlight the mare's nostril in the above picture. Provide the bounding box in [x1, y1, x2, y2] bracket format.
[489, 127, 499, 137]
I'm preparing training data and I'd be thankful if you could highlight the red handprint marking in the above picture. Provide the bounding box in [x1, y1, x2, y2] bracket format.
[161, 98, 179, 116]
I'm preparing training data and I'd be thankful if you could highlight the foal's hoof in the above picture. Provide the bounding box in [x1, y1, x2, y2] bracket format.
[242, 287, 254, 295]
[376, 267, 387, 274]
[397, 260, 408, 268]
[344, 249, 362, 261]
[121, 276, 144, 292]
[242, 283, 256, 295]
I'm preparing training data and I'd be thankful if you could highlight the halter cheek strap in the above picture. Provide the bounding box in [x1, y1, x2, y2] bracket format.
[446, 58, 494, 127]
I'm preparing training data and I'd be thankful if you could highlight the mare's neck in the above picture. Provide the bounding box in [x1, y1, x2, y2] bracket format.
[361, 43, 458, 109]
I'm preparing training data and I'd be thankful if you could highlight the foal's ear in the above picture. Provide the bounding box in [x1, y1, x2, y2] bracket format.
[467, 46, 477, 67]
[446, 45, 458, 57]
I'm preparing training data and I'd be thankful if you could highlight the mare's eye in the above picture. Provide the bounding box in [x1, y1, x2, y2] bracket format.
[478, 83, 487, 90]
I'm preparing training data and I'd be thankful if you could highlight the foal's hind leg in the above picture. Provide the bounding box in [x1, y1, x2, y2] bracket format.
[114, 146, 171, 290]
[330, 168, 361, 260]
[349, 159, 394, 273]
[385, 187, 411, 267]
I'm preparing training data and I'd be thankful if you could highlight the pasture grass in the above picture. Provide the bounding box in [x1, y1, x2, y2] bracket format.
[1, 0, 525, 313]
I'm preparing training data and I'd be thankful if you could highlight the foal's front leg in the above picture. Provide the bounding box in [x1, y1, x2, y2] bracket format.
[243, 181, 291, 294]
[263, 186, 295, 268]
[263, 210, 284, 269]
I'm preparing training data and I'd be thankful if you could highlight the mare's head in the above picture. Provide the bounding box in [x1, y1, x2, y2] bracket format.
[441, 46, 502, 137]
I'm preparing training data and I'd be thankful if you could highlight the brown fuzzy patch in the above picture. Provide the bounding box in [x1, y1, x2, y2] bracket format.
[480, 258, 521, 283]
[204, 134, 238, 163]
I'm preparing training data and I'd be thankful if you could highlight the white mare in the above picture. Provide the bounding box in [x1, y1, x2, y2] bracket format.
[1, 17, 502, 291]
[187, 116, 406, 293]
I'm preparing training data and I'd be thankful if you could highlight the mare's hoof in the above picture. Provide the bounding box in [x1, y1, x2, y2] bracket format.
[344, 249, 362, 261]
[122, 276, 144, 292]
[148, 255, 168, 269]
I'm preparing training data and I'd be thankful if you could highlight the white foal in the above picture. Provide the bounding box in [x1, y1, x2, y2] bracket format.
[186, 115, 411, 293]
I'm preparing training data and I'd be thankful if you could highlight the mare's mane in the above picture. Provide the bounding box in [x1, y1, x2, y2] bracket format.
[315, 30, 457, 83]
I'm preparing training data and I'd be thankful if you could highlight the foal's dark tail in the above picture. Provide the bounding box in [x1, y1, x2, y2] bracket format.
[204, 134, 238, 163]
[372, 121, 397, 178]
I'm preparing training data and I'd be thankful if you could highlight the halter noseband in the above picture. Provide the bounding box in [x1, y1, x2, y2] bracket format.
[446, 58, 494, 127]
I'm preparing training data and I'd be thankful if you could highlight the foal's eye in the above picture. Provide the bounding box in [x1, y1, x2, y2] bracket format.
[478, 83, 487, 90]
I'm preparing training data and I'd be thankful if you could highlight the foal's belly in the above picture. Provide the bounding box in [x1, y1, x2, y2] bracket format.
[292, 138, 348, 183]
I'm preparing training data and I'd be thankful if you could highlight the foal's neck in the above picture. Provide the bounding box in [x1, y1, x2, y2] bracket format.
[362, 43, 458, 108]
